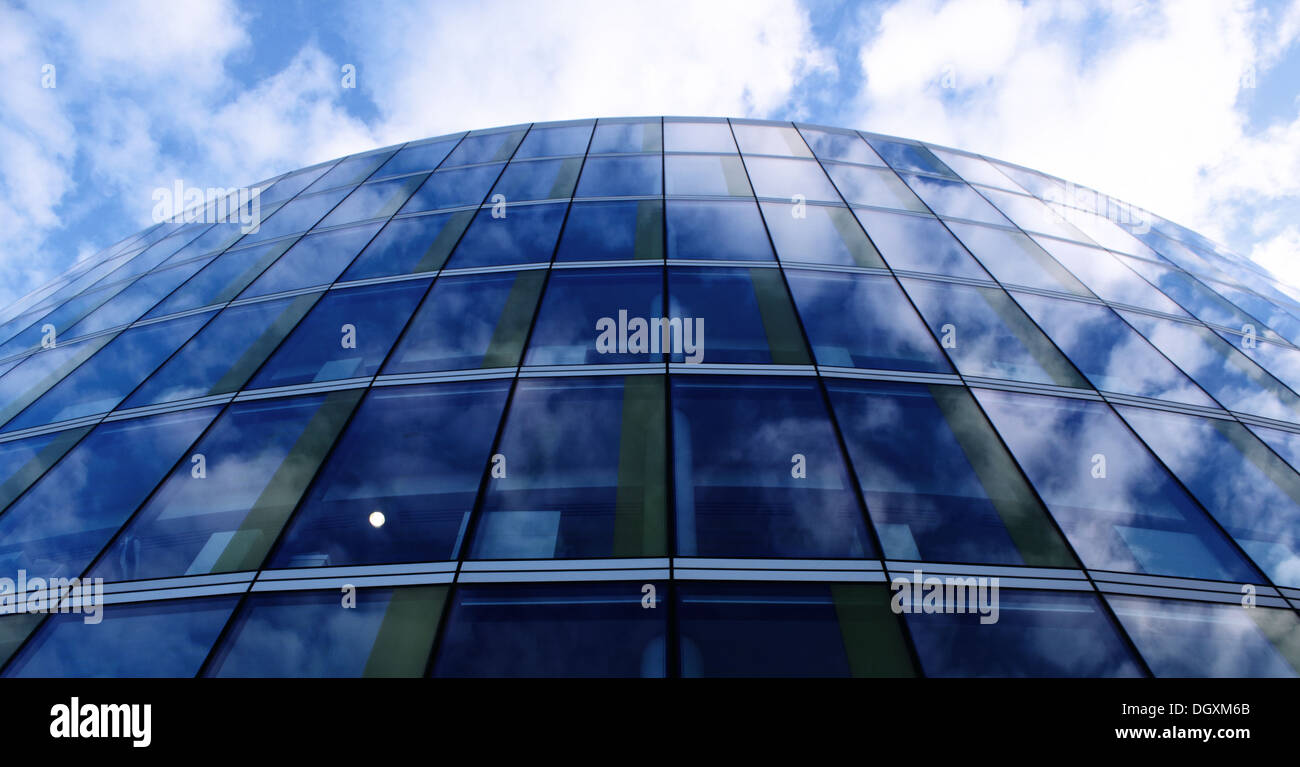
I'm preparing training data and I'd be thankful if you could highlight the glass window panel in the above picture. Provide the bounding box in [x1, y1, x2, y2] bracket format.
[828, 380, 1075, 566]
[1033, 238, 1189, 315]
[89, 391, 362, 582]
[491, 158, 582, 202]
[590, 119, 662, 154]
[667, 266, 809, 364]
[905, 589, 1142, 677]
[744, 156, 839, 201]
[1118, 406, 1300, 587]
[205, 586, 446, 677]
[929, 148, 1018, 189]
[664, 154, 753, 197]
[0, 407, 219, 580]
[525, 267, 664, 365]
[123, 293, 321, 408]
[239, 223, 382, 298]
[760, 202, 883, 268]
[316, 176, 425, 228]
[303, 152, 393, 193]
[432, 582, 667, 677]
[3, 597, 239, 678]
[665, 200, 773, 262]
[973, 388, 1263, 582]
[440, 129, 525, 168]
[1012, 293, 1214, 406]
[555, 200, 663, 262]
[145, 240, 293, 319]
[1120, 311, 1300, 422]
[671, 376, 873, 558]
[514, 123, 592, 158]
[371, 137, 459, 179]
[0, 285, 126, 358]
[731, 123, 812, 157]
[382, 270, 545, 373]
[0, 427, 89, 513]
[1211, 281, 1300, 345]
[855, 210, 989, 279]
[866, 138, 958, 177]
[1123, 257, 1274, 334]
[64, 259, 212, 337]
[471, 376, 666, 559]
[399, 164, 503, 213]
[798, 127, 884, 166]
[677, 582, 914, 677]
[663, 121, 736, 153]
[900, 278, 1088, 387]
[267, 381, 510, 567]
[248, 278, 431, 388]
[825, 163, 926, 212]
[900, 174, 1010, 225]
[2, 313, 212, 432]
[235, 188, 350, 246]
[1107, 596, 1300, 677]
[258, 164, 330, 206]
[785, 270, 950, 372]
[339, 211, 475, 280]
[574, 155, 662, 197]
[159, 220, 250, 265]
[1249, 424, 1300, 474]
[978, 188, 1089, 241]
[445, 203, 566, 269]
[993, 163, 1065, 199]
[946, 221, 1090, 294]
[0, 336, 114, 427]
[1054, 207, 1157, 257]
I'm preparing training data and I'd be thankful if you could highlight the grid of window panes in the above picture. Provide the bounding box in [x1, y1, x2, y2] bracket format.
[3, 117, 1300, 677]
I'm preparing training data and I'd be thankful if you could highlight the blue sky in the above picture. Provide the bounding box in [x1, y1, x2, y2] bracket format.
[2, 0, 1299, 307]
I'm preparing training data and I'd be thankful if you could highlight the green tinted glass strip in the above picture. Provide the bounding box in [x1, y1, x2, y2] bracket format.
[634, 201, 665, 260]
[210, 388, 364, 573]
[548, 158, 584, 200]
[981, 286, 1089, 388]
[208, 292, 322, 395]
[375, 175, 429, 220]
[830, 584, 916, 677]
[0, 614, 45, 670]
[1248, 607, 1300, 675]
[1017, 237, 1092, 296]
[827, 206, 885, 268]
[413, 210, 475, 273]
[216, 238, 298, 304]
[612, 375, 667, 557]
[491, 130, 528, 163]
[481, 270, 546, 368]
[930, 384, 1078, 568]
[750, 269, 812, 365]
[642, 123, 663, 153]
[1214, 419, 1300, 508]
[0, 426, 91, 513]
[362, 585, 448, 678]
[0, 335, 115, 426]
[721, 156, 753, 197]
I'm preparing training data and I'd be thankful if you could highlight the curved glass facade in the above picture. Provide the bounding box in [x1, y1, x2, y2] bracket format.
[2, 116, 1300, 677]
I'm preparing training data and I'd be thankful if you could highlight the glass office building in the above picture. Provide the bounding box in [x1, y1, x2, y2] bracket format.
[1, 116, 1300, 677]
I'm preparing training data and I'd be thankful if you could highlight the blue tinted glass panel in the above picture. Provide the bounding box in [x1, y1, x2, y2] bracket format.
[525, 267, 664, 365]
[731, 123, 812, 157]
[399, 164, 503, 213]
[797, 127, 884, 165]
[900, 174, 1009, 225]
[671, 376, 873, 558]
[978, 188, 1087, 241]
[855, 210, 989, 279]
[3, 597, 239, 678]
[146, 240, 293, 318]
[828, 380, 1075, 566]
[974, 389, 1263, 582]
[471, 376, 666, 559]
[677, 582, 914, 677]
[65, 259, 212, 337]
[824, 163, 926, 212]
[760, 202, 883, 268]
[248, 279, 431, 388]
[744, 156, 838, 201]
[491, 158, 581, 201]
[905, 590, 1142, 677]
[340, 212, 474, 280]
[1033, 238, 1189, 315]
[786, 270, 950, 372]
[372, 138, 459, 179]
[441, 129, 525, 167]
[0, 407, 219, 580]
[303, 152, 393, 193]
[432, 582, 666, 677]
[575, 155, 662, 197]
[1107, 596, 1300, 677]
[664, 155, 752, 197]
[665, 200, 772, 262]
[663, 121, 735, 153]
[946, 221, 1090, 293]
[2, 313, 212, 432]
[667, 266, 809, 364]
[1123, 257, 1272, 334]
[555, 200, 663, 262]
[268, 381, 510, 567]
[236, 188, 350, 245]
[514, 123, 592, 158]
[90, 392, 361, 581]
[590, 120, 661, 154]
[0, 337, 112, 427]
[316, 176, 425, 228]
[867, 138, 958, 177]
[258, 165, 329, 206]
[445, 204, 566, 269]
[239, 223, 381, 299]
[205, 586, 446, 677]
